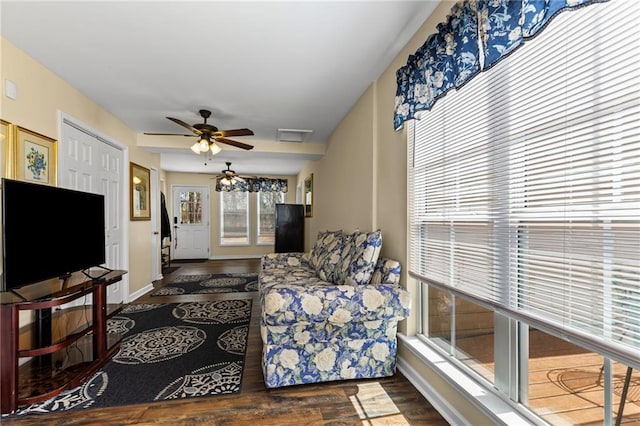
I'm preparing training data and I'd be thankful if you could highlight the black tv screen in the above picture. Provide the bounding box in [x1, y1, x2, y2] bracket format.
[2, 178, 106, 291]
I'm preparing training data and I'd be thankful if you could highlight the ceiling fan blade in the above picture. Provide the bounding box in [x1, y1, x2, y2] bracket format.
[213, 128, 254, 138]
[167, 117, 202, 135]
[143, 132, 196, 137]
[215, 137, 254, 150]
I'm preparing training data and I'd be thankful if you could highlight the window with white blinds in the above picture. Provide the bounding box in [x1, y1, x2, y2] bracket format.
[220, 191, 250, 245]
[408, 0, 640, 368]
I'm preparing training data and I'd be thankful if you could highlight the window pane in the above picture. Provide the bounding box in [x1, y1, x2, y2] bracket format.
[527, 328, 605, 424]
[422, 284, 495, 383]
[220, 192, 248, 245]
[612, 361, 640, 423]
[424, 284, 452, 353]
[455, 299, 494, 384]
[179, 191, 202, 224]
[257, 192, 284, 244]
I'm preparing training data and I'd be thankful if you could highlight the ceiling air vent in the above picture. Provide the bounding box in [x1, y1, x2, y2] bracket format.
[277, 129, 313, 143]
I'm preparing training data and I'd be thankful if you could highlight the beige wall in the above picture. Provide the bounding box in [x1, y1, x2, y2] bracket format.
[165, 171, 298, 259]
[1, 36, 160, 297]
[297, 84, 376, 249]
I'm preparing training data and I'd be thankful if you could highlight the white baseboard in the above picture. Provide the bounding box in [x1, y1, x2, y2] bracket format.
[128, 283, 154, 302]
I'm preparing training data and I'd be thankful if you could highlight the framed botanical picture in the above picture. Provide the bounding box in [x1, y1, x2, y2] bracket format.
[304, 173, 313, 217]
[11, 125, 57, 186]
[130, 162, 151, 220]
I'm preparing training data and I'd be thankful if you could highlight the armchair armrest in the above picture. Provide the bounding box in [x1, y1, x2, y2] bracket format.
[261, 252, 311, 270]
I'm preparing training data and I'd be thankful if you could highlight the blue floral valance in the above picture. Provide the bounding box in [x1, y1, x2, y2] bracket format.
[215, 177, 288, 193]
[394, 0, 608, 131]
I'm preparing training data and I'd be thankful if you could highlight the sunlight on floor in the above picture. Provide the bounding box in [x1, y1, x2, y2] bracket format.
[350, 381, 411, 425]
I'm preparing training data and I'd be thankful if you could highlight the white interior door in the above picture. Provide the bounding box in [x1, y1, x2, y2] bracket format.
[172, 185, 210, 260]
[59, 119, 125, 304]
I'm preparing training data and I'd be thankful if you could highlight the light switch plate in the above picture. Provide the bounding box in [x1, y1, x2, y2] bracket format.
[5, 79, 17, 100]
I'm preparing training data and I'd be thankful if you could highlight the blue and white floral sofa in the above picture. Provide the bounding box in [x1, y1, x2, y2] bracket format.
[258, 229, 411, 388]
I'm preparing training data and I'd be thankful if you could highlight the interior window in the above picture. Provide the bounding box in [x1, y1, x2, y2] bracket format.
[220, 191, 249, 245]
[257, 191, 285, 245]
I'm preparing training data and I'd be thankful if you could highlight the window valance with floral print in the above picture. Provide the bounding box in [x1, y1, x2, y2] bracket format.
[215, 177, 288, 193]
[393, 0, 608, 131]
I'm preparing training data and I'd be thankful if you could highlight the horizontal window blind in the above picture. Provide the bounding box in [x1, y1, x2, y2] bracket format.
[409, 0, 640, 368]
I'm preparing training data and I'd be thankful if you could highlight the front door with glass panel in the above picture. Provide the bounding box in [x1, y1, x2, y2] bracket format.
[172, 186, 210, 260]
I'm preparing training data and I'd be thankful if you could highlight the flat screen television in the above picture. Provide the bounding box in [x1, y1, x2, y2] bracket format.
[2, 178, 106, 292]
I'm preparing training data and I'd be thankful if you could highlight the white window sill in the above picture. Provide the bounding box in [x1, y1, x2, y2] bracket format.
[398, 334, 541, 426]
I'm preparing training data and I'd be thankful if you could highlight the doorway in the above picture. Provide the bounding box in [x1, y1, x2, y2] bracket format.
[171, 185, 210, 260]
[150, 168, 161, 280]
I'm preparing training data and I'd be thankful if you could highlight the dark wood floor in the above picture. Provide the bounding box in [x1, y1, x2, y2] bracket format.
[3, 259, 449, 426]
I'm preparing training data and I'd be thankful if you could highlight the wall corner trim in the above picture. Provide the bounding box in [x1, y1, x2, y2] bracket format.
[129, 283, 154, 302]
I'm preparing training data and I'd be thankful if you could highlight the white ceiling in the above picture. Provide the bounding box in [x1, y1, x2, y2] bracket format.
[0, 1, 439, 176]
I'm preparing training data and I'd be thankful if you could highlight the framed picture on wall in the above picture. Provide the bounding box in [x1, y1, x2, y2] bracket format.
[11, 125, 57, 186]
[0, 120, 10, 186]
[304, 173, 313, 217]
[130, 162, 151, 220]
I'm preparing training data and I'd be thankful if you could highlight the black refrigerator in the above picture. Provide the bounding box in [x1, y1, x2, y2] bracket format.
[275, 204, 304, 253]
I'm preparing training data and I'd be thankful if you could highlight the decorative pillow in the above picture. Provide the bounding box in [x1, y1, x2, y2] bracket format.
[315, 232, 349, 284]
[370, 258, 401, 285]
[308, 230, 343, 273]
[343, 229, 382, 286]
[337, 231, 357, 284]
[308, 230, 330, 269]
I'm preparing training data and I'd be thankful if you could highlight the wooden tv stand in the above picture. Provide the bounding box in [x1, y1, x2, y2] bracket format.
[0, 269, 127, 414]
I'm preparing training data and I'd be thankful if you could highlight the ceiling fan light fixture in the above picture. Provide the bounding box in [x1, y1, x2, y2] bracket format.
[190, 142, 201, 154]
[198, 137, 210, 152]
[209, 142, 222, 155]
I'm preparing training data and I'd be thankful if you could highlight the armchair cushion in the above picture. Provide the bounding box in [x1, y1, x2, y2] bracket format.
[261, 252, 310, 270]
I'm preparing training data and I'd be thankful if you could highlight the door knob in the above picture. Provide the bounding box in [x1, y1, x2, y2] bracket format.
[153, 231, 159, 235]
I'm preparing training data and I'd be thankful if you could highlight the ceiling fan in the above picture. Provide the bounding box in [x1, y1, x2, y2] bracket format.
[145, 109, 254, 154]
[217, 162, 248, 186]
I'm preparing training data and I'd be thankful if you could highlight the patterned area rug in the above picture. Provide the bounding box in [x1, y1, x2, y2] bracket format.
[151, 273, 259, 296]
[7, 300, 251, 416]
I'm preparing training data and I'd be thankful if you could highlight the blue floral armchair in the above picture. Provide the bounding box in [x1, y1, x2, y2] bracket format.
[258, 230, 410, 388]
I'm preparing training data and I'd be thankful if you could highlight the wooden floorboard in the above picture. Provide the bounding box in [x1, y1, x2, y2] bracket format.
[3, 259, 449, 426]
